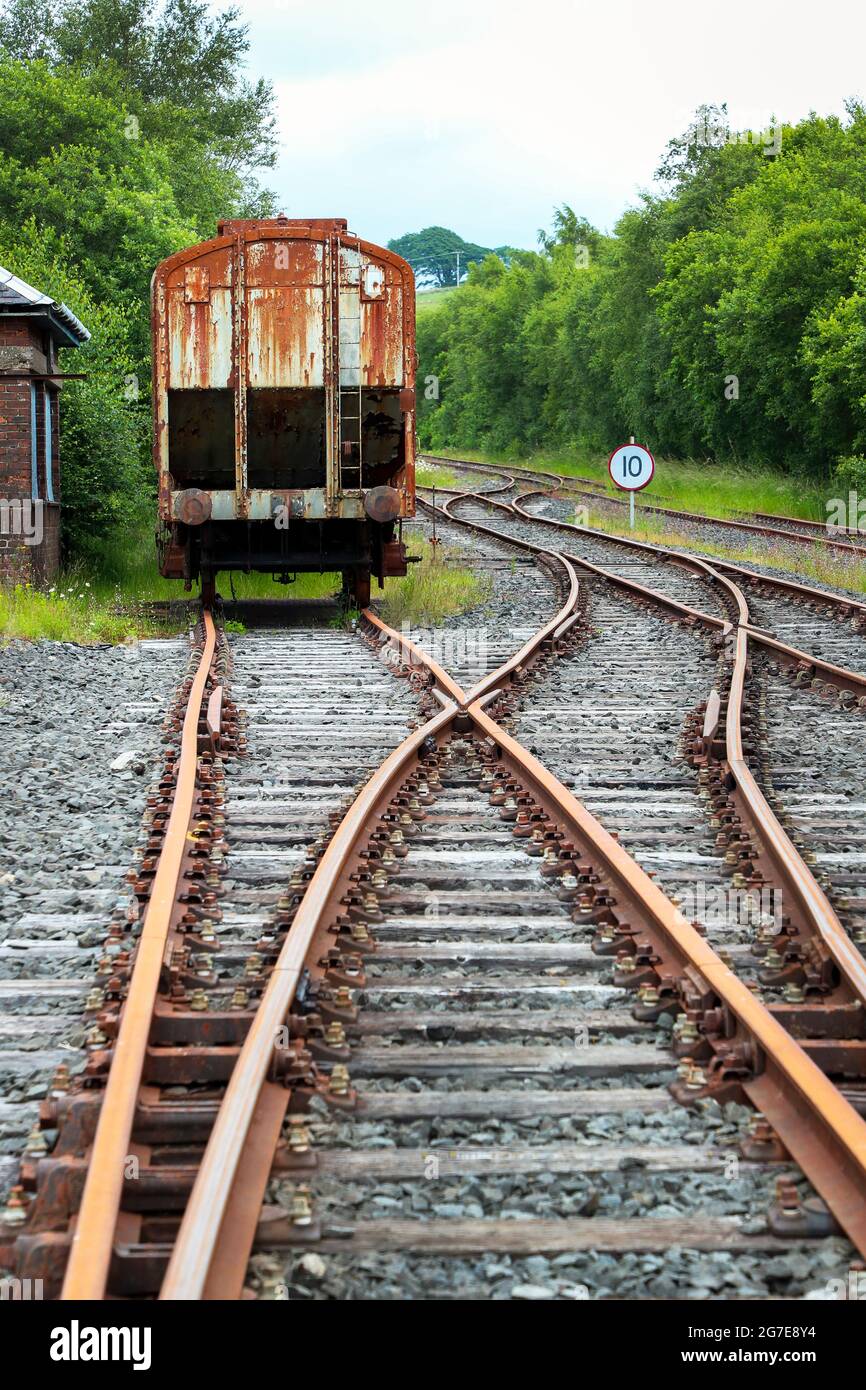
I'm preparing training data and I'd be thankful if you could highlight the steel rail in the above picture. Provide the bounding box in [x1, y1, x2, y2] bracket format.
[359, 609, 468, 705]
[441, 490, 866, 1006]
[434, 453, 866, 558]
[61, 610, 218, 1300]
[726, 626, 866, 1007]
[469, 701, 866, 1257]
[161, 548, 583, 1297]
[157, 491, 866, 1295]
[510, 486, 866, 628]
[160, 700, 458, 1299]
[714, 557, 866, 622]
[744, 626, 866, 699]
[438, 491, 734, 631]
[510, 492, 866, 667]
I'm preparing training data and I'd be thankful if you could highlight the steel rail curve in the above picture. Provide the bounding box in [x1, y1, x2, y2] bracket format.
[425, 453, 866, 557]
[61, 610, 218, 1300]
[30, 473, 866, 1298]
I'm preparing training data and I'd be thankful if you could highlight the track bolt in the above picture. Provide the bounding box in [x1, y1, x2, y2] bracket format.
[85, 1024, 109, 1049]
[230, 987, 250, 1010]
[85, 988, 105, 1012]
[244, 953, 264, 978]
[325, 1021, 346, 1047]
[189, 988, 209, 1012]
[328, 1064, 351, 1097]
[50, 1063, 71, 1095]
[539, 846, 561, 878]
[741, 1116, 787, 1162]
[23, 1123, 48, 1157]
[637, 983, 660, 1008]
[350, 923, 370, 944]
[289, 1187, 314, 1226]
[199, 919, 217, 944]
[371, 869, 388, 891]
[556, 874, 579, 902]
[1, 1185, 29, 1226]
[286, 1117, 312, 1155]
[682, 1059, 707, 1090]
[782, 981, 806, 1003]
[672, 1014, 700, 1045]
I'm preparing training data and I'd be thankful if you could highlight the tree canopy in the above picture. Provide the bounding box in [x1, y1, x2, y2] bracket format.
[388, 226, 495, 287]
[0, 0, 278, 552]
[418, 105, 866, 481]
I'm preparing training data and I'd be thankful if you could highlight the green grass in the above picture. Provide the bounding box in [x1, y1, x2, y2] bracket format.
[581, 504, 866, 595]
[0, 521, 343, 643]
[427, 445, 830, 524]
[376, 537, 491, 626]
[0, 577, 173, 643]
[416, 287, 456, 316]
[416, 460, 462, 489]
[0, 519, 489, 643]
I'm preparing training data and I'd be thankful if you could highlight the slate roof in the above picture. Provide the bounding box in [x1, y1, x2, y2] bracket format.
[0, 265, 90, 346]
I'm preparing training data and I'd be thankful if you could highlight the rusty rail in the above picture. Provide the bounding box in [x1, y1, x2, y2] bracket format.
[49, 476, 866, 1296]
[434, 453, 866, 559]
[457, 491, 866, 995]
[161, 546, 582, 1297]
[61, 611, 218, 1300]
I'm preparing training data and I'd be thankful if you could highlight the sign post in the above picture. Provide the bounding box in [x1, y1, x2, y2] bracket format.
[607, 437, 655, 529]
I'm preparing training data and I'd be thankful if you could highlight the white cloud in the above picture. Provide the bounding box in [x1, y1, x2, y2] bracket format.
[240, 0, 866, 247]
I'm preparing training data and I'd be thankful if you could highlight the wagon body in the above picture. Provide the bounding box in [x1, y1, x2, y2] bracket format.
[152, 216, 416, 601]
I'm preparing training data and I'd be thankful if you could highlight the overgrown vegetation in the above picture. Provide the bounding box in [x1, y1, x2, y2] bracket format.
[429, 446, 829, 523]
[581, 504, 866, 597]
[0, 0, 277, 556]
[377, 538, 491, 627]
[419, 104, 866, 495]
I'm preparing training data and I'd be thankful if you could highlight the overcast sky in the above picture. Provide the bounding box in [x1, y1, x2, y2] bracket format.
[241, 0, 866, 250]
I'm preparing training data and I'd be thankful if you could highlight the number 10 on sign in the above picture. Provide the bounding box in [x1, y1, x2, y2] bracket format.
[608, 441, 655, 530]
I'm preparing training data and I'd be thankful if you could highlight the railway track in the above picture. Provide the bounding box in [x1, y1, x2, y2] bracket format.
[422, 454, 866, 562]
[3, 471, 866, 1301]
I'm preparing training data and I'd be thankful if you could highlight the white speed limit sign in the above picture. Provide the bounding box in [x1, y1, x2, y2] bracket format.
[608, 443, 655, 491]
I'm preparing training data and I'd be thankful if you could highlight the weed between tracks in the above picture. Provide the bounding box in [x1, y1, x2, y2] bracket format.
[429, 446, 829, 525]
[0, 523, 343, 644]
[1, 525, 488, 643]
[377, 537, 492, 627]
[582, 508, 866, 596]
[416, 461, 463, 490]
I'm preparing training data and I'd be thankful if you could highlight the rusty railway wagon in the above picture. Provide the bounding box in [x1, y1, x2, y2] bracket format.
[152, 216, 416, 606]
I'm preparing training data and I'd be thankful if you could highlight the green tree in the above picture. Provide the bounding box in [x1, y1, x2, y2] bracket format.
[389, 226, 494, 287]
[0, 221, 147, 551]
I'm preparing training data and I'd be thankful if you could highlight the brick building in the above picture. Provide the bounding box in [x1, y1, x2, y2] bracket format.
[0, 266, 89, 586]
